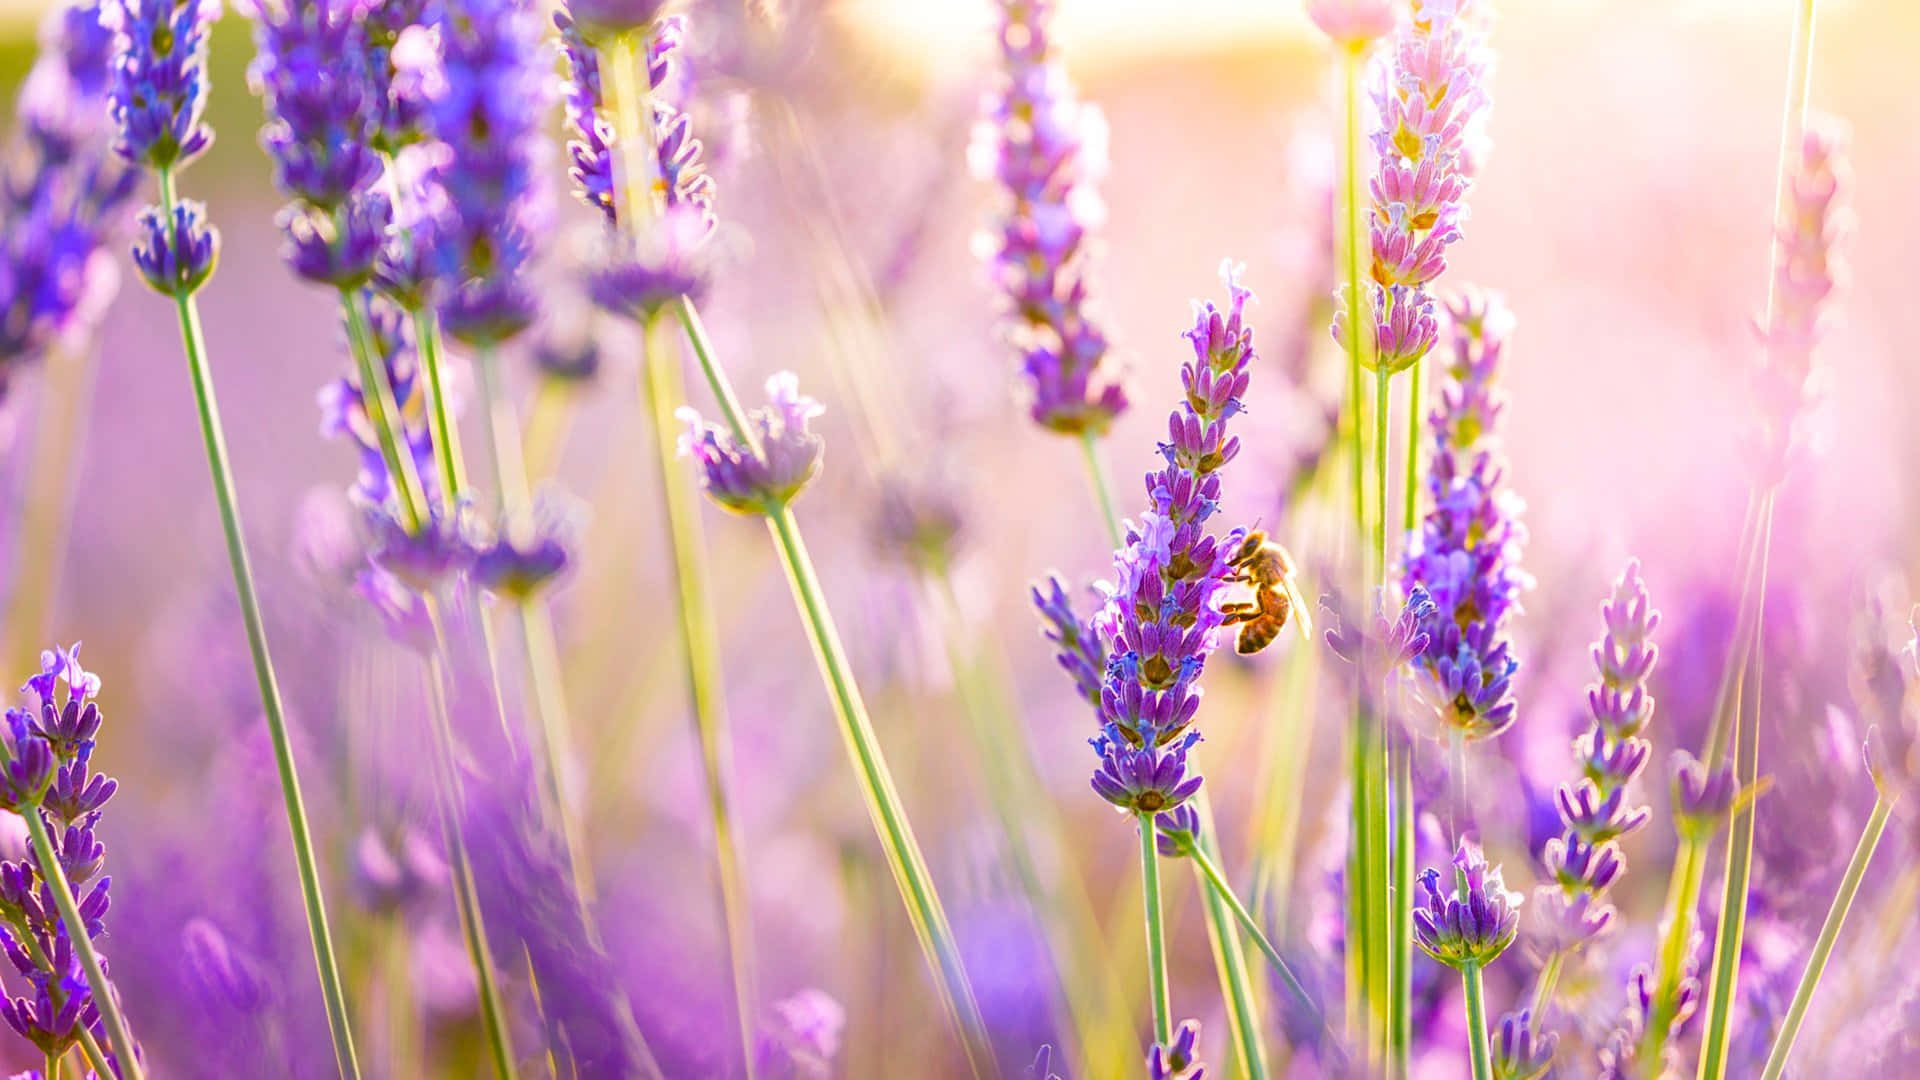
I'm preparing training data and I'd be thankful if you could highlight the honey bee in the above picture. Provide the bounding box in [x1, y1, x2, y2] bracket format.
[1221, 530, 1307, 655]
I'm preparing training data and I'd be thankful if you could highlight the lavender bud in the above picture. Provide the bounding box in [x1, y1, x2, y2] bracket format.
[1154, 803, 1203, 858]
[1147, 1018, 1205, 1080]
[1089, 727, 1203, 815]
[1412, 838, 1522, 969]
[1491, 1010, 1556, 1080]
[1031, 576, 1104, 708]
[365, 500, 476, 593]
[278, 192, 391, 289]
[471, 499, 577, 600]
[130, 200, 218, 297]
[563, 0, 669, 41]
[678, 372, 825, 515]
[1671, 750, 1737, 838]
[584, 206, 713, 322]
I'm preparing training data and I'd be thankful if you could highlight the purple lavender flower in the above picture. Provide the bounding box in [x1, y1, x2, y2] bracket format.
[108, 0, 218, 171]
[585, 206, 713, 320]
[246, 0, 383, 211]
[0, 645, 125, 1064]
[563, 0, 667, 40]
[0, 1, 137, 390]
[1032, 576, 1105, 708]
[1490, 1009, 1555, 1080]
[678, 372, 825, 514]
[277, 192, 390, 289]
[129, 199, 218, 297]
[555, 9, 615, 223]
[360, 0, 433, 152]
[1529, 563, 1660, 955]
[1333, 0, 1492, 373]
[471, 499, 577, 599]
[1671, 749, 1737, 837]
[1154, 802, 1204, 857]
[754, 988, 845, 1080]
[1751, 114, 1849, 479]
[1072, 266, 1258, 813]
[365, 497, 476, 592]
[1597, 935, 1705, 1080]
[1412, 838, 1521, 968]
[973, 0, 1127, 435]
[1148, 1018, 1206, 1080]
[426, 0, 551, 345]
[1402, 290, 1528, 741]
[1323, 585, 1435, 685]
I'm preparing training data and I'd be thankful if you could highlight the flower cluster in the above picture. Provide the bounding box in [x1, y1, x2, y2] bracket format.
[1068, 265, 1256, 817]
[1412, 838, 1521, 969]
[1148, 1019, 1207, 1080]
[426, 0, 551, 345]
[471, 498, 578, 600]
[1335, 0, 1492, 372]
[566, 9, 718, 321]
[110, 0, 222, 304]
[0, 646, 126, 1066]
[1491, 1010, 1555, 1080]
[1752, 113, 1849, 479]
[972, 0, 1126, 435]
[1596, 934, 1705, 1080]
[679, 372, 826, 515]
[0, 1, 137, 395]
[1529, 562, 1660, 957]
[1402, 291, 1528, 740]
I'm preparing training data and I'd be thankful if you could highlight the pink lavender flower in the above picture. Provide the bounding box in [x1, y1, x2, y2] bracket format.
[679, 372, 826, 514]
[1412, 838, 1521, 968]
[1751, 114, 1849, 479]
[1402, 290, 1528, 740]
[426, 0, 551, 345]
[972, 0, 1126, 435]
[0, 645, 124, 1064]
[1334, 0, 1492, 373]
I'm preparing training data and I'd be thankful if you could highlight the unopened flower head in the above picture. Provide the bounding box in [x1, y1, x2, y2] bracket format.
[1403, 291, 1528, 741]
[109, 0, 219, 171]
[130, 199, 219, 297]
[1147, 1018, 1206, 1080]
[973, 0, 1126, 435]
[1413, 838, 1521, 968]
[246, 0, 383, 211]
[1492, 1009, 1556, 1080]
[472, 497, 579, 600]
[679, 372, 825, 515]
[1671, 750, 1736, 838]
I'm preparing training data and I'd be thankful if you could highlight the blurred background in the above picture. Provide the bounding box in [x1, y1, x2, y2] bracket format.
[0, 0, 1916, 1076]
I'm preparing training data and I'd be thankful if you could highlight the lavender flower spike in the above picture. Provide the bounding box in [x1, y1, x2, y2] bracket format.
[1403, 291, 1529, 741]
[0, 645, 139, 1075]
[1751, 113, 1849, 479]
[108, 0, 217, 171]
[973, 0, 1126, 435]
[1491, 1009, 1555, 1080]
[1079, 264, 1258, 809]
[426, 0, 551, 345]
[1333, 0, 1492, 373]
[1412, 838, 1522, 969]
[679, 372, 826, 515]
[1528, 562, 1660, 957]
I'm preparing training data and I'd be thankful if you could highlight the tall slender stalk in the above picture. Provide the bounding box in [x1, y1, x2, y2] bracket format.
[1080, 429, 1123, 550]
[379, 152, 466, 497]
[763, 506, 994, 1076]
[1187, 841, 1324, 1032]
[1527, 949, 1565, 1029]
[638, 316, 759, 1075]
[1389, 730, 1413, 1076]
[1403, 359, 1422, 532]
[1, 344, 97, 675]
[1193, 804, 1272, 1080]
[1759, 791, 1895, 1080]
[1461, 963, 1493, 1080]
[21, 810, 142, 1079]
[339, 288, 427, 531]
[422, 644, 519, 1080]
[1139, 811, 1173, 1049]
[155, 165, 361, 1080]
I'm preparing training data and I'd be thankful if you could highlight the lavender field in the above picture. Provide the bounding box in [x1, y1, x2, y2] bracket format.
[0, 0, 1915, 1076]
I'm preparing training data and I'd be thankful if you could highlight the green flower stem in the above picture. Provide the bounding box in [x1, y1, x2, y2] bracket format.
[1080, 429, 1124, 550]
[1347, 705, 1375, 1053]
[520, 378, 578, 482]
[929, 573, 1134, 1079]
[45, 1049, 58, 1080]
[1191, 799, 1271, 1080]
[23, 809, 142, 1079]
[338, 288, 428, 532]
[1461, 963, 1493, 1080]
[157, 165, 361, 1080]
[1696, 490, 1776, 1080]
[763, 505, 994, 1077]
[1759, 791, 1896, 1080]
[378, 148, 466, 497]
[1340, 43, 1369, 558]
[1188, 837, 1325, 1036]
[1403, 358, 1422, 532]
[1139, 810, 1173, 1049]
[1640, 832, 1707, 1065]
[1528, 949, 1565, 1030]
[422, 642, 519, 1080]
[1373, 369, 1389, 586]
[1390, 730, 1413, 1078]
[1, 342, 96, 675]
[638, 315, 759, 1075]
